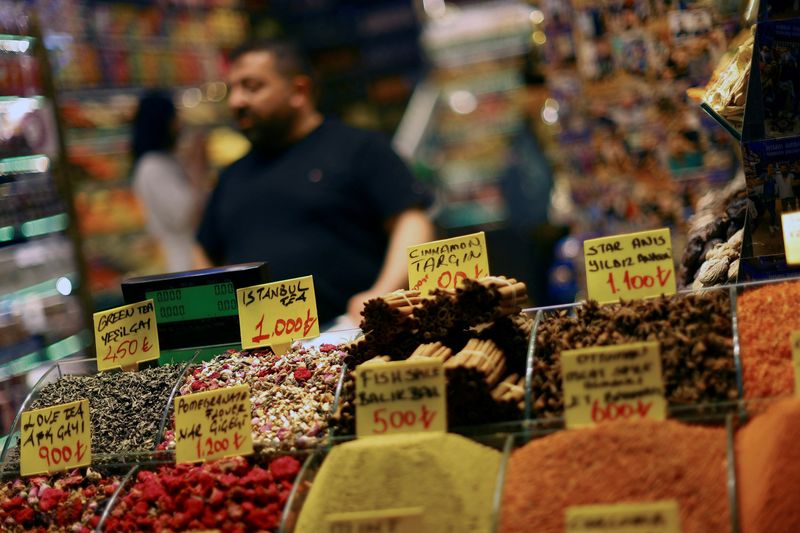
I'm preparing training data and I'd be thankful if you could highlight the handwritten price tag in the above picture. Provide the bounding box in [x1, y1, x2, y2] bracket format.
[561, 341, 666, 429]
[20, 399, 91, 476]
[407, 232, 489, 294]
[93, 300, 159, 371]
[566, 500, 680, 533]
[584, 228, 676, 304]
[355, 359, 446, 438]
[782, 212, 800, 265]
[174, 384, 253, 464]
[237, 276, 319, 350]
[326, 507, 423, 533]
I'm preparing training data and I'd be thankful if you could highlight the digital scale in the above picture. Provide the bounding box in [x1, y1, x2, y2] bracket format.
[121, 263, 269, 363]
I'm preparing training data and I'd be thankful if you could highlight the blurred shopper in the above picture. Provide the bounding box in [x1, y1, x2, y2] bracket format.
[497, 58, 565, 305]
[132, 90, 204, 273]
[197, 39, 434, 327]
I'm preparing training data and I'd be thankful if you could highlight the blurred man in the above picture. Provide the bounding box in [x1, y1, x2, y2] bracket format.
[197, 39, 434, 326]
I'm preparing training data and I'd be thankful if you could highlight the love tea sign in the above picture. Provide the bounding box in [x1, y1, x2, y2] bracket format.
[20, 399, 91, 476]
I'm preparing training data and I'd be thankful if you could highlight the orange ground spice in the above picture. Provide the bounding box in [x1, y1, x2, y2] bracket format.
[500, 420, 729, 533]
[736, 398, 800, 533]
[736, 281, 800, 399]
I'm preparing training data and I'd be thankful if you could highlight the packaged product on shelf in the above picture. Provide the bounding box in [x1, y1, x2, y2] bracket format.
[678, 176, 751, 288]
[737, 279, 800, 399]
[102, 455, 301, 532]
[293, 432, 501, 532]
[7, 364, 186, 458]
[162, 344, 346, 452]
[500, 419, 730, 533]
[702, 28, 754, 131]
[0, 467, 123, 532]
[532, 291, 737, 418]
[334, 276, 531, 432]
[736, 398, 800, 533]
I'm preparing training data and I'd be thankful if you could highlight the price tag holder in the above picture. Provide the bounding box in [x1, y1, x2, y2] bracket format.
[355, 358, 446, 438]
[791, 331, 800, 395]
[566, 500, 680, 533]
[561, 341, 666, 429]
[583, 228, 676, 304]
[325, 507, 423, 533]
[94, 300, 160, 371]
[174, 384, 253, 464]
[20, 399, 91, 476]
[237, 275, 319, 350]
[407, 232, 489, 294]
[782, 212, 800, 265]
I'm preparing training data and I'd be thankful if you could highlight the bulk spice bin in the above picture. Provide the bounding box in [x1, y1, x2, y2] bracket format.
[0, 356, 193, 470]
[331, 277, 535, 434]
[498, 414, 739, 533]
[528, 285, 743, 423]
[279, 432, 512, 533]
[734, 277, 800, 400]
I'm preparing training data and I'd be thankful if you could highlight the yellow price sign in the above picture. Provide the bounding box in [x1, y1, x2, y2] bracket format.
[782, 212, 800, 265]
[791, 331, 800, 396]
[174, 384, 253, 464]
[583, 228, 676, 304]
[20, 399, 91, 476]
[326, 507, 423, 533]
[355, 358, 446, 438]
[407, 232, 490, 294]
[236, 275, 320, 350]
[94, 300, 160, 371]
[561, 341, 666, 429]
[566, 500, 681, 533]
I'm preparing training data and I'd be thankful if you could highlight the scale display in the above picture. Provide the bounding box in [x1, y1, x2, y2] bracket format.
[122, 262, 269, 353]
[146, 281, 238, 323]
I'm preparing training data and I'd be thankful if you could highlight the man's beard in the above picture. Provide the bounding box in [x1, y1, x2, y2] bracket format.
[236, 109, 297, 153]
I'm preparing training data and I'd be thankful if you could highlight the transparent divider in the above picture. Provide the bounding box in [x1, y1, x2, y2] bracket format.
[94, 465, 140, 532]
[154, 350, 200, 449]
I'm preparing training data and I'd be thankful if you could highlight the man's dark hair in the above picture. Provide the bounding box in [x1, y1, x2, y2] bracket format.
[228, 38, 314, 80]
[131, 90, 176, 163]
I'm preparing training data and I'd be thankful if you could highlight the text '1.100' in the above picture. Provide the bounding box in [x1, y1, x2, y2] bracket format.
[605, 266, 672, 295]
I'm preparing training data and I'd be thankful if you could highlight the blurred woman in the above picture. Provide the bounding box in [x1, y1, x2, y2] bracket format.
[131, 90, 204, 272]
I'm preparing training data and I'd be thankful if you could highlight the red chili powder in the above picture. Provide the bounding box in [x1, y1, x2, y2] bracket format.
[736, 398, 800, 533]
[500, 419, 729, 533]
[737, 281, 800, 399]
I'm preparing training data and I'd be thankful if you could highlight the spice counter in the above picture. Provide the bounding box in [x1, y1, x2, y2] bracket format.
[3, 275, 800, 530]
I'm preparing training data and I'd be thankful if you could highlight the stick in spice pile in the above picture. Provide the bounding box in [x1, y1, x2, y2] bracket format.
[333, 276, 532, 433]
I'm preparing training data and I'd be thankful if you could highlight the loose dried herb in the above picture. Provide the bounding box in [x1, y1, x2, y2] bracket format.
[532, 291, 737, 418]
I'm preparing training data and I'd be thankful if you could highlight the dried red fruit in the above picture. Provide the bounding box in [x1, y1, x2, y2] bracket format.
[293, 367, 312, 381]
[38, 487, 65, 512]
[270, 456, 301, 480]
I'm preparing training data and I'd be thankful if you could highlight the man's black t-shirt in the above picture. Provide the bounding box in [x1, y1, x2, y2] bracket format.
[197, 119, 431, 323]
